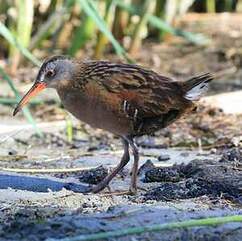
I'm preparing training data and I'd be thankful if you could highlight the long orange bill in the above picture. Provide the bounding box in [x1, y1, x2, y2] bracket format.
[13, 82, 46, 116]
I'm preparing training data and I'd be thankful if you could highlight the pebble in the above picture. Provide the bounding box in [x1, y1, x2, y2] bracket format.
[8, 149, 17, 156]
[157, 154, 170, 162]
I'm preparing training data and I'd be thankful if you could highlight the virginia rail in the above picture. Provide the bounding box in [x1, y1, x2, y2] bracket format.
[13, 55, 213, 194]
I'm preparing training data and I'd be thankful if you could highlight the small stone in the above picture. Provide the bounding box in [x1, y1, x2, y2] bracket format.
[219, 148, 241, 163]
[180, 152, 189, 157]
[210, 148, 217, 154]
[157, 154, 170, 162]
[144, 167, 180, 183]
[78, 165, 108, 184]
[138, 160, 155, 178]
[8, 149, 17, 155]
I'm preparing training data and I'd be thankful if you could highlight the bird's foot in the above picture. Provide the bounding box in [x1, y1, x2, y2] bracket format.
[129, 185, 147, 195]
[129, 186, 137, 195]
[64, 182, 112, 194]
[63, 182, 93, 193]
[63, 182, 145, 195]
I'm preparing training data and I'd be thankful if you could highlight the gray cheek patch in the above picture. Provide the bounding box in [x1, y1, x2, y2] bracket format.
[39, 62, 57, 82]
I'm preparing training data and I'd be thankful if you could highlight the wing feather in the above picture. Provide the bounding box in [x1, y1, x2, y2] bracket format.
[83, 61, 186, 119]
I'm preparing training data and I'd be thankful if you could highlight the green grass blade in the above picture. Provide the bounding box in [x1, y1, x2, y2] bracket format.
[78, 0, 132, 62]
[46, 214, 242, 241]
[66, 116, 73, 143]
[0, 97, 42, 105]
[114, 0, 210, 45]
[0, 66, 42, 136]
[129, 0, 153, 54]
[206, 0, 216, 12]
[94, 0, 113, 59]
[10, 0, 34, 63]
[68, 16, 95, 56]
[149, 15, 211, 45]
[16, 0, 34, 47]
[0, 22, 41, 66]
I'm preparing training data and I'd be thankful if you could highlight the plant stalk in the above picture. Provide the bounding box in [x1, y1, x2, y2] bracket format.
[129, 0, 153, 55]
[10, 0, 34, 72]
[94, 0, 113, 59]
[46, 215, 242, 241]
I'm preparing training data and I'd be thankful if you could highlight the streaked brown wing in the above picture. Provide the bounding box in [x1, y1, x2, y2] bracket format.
[84, 61, 185, 120]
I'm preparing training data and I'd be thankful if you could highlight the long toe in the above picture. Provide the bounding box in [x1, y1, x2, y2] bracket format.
[64, 182, 93, 193]
[91, 183, 109, 193]
[129, 186, 138, 195]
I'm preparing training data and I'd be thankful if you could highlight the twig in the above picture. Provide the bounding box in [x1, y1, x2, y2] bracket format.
[0, 129, 24, 144]
[46, 215, 242, 241]
[0, 166, 99, 174]
[0, 162, 117, 173]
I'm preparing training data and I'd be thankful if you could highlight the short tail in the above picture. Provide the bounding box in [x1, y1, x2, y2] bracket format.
[182, 73, 213, 101]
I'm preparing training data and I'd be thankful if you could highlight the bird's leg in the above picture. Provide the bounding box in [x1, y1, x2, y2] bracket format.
[127, 137, 139, 194]
[90, 138, 130, 193]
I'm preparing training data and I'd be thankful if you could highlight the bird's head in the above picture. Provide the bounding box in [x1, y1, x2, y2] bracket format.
[13, 55, 74, 116]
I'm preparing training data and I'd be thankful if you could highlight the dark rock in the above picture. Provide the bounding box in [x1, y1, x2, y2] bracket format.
[157, 154, 170, 162]
[144, 167, 181, 183]
[144, 158, 242, 202]
[136, 137, 167, 149]
[8, 149, 17, 156]
[219, 148, 242, 163]
[180, 152, 189, 157]
[137, 159, 155, 179]
[142, 162, 197, 183]
[87, 143, 110, 152]
[78, 165, 108, 185]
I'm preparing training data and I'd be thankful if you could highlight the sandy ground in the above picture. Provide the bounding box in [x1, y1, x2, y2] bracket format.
[0, 118, 241, 240]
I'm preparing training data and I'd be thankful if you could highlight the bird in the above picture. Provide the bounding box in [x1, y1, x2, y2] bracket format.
[13, 55, 213, 194]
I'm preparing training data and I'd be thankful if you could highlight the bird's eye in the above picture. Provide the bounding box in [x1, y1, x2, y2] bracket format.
[46, 69, 55, 78]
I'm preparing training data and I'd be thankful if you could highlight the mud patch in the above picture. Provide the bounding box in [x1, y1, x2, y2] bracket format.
[55, 165, 108, 185]
[144, 148, 241, 202]
[1, 205, 241, 241]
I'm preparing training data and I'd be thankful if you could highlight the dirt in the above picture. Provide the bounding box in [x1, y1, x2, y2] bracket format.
[55, 165, 109, 185]
[0, 13, 242, 241]
[1, 205, 242, 241]
[144, 150, 241, 202]
[0, 140, 241, 241]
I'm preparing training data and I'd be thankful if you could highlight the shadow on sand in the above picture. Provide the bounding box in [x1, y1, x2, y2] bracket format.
[0, 172, 89, 193]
